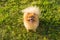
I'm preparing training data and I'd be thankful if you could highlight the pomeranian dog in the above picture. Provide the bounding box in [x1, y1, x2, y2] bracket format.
[22, 6, 40, 32]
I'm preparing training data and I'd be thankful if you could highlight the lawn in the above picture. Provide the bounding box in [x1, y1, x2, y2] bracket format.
[0, 0, 60, 40]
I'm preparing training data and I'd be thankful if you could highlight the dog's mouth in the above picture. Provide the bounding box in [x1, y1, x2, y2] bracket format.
[28, 18, 35, 22]
[27, 16, 35, 22]
[30, 18, 35, 22]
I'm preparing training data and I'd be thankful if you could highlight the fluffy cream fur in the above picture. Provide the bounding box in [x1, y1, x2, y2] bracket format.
[22, 6, 40, 15]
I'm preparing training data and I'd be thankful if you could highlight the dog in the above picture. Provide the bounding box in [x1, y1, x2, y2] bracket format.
[22, 6, 40, 32]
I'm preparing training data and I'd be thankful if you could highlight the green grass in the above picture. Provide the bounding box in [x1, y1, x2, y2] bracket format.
[0, 0, 60, 40]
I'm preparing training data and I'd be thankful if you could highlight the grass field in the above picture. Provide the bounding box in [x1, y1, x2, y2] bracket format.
[0, 0, 60, 40]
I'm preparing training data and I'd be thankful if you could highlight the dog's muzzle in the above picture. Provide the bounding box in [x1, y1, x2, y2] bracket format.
[29, 16, 35, 22]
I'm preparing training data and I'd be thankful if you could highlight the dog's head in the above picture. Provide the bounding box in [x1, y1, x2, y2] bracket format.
[22, 6, 40, 22]
[25, 13, 38, 22]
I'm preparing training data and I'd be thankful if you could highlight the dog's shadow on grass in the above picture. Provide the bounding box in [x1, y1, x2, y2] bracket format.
[36, 19, 51, 39]
[36, 18, 60, 40]
[36, 19, 49, 35]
